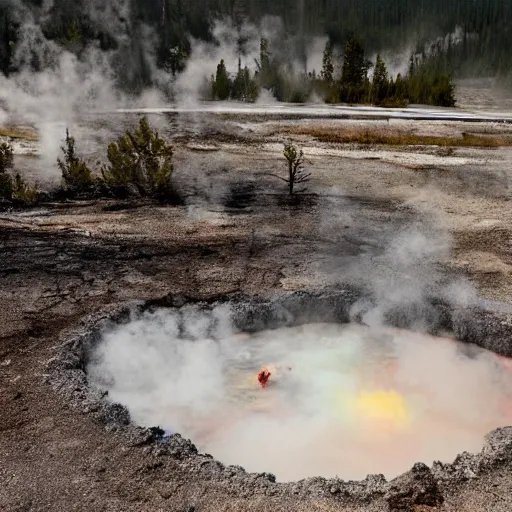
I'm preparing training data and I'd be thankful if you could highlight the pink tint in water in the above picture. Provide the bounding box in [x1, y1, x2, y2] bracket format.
[89, 320, 512, 481]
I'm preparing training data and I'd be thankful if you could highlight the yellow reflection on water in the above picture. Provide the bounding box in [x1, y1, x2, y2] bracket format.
[355, 390, 411, 428]
[335, 389, 411, 430]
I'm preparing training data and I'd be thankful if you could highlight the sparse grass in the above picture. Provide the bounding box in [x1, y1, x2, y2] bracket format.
[0, 126, 39, 141]
[279, 127, 512, 148]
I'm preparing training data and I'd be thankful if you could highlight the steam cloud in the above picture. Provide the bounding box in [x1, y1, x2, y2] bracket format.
[175, 17, 329, 106]
[88, 304, 512, 482]
[0, 0, 168, 176]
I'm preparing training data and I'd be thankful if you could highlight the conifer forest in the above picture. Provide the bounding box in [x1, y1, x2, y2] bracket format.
[1, 1, 511, 106]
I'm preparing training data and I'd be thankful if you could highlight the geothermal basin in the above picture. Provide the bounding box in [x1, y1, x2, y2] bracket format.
[88, 307, 512, 483]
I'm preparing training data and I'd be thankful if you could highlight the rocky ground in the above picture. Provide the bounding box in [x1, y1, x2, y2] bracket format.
[2, 110, 512, 511]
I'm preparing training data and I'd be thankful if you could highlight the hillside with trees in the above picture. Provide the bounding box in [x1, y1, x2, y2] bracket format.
[0, 0, 510, 105]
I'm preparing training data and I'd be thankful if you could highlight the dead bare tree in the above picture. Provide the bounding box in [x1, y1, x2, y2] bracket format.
[271, 142, 311, 195]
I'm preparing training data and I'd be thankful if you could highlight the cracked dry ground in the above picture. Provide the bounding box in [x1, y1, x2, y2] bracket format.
[0, 213, 289, 512]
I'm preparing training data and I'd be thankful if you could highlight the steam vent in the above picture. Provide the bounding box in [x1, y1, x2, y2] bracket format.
[3, 4, 512, 509]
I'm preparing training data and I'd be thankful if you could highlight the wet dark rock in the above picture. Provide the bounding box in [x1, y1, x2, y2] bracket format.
[385, 463, 443, 511]
[130, 426, 167, 446]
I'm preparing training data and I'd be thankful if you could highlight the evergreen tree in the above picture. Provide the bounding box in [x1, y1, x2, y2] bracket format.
[341, 38, 368, 87]
[232, 59, 259, 102]
[57, 129, 94, 194]
[393, 73, 407, 105]
[255, 37, 274, 90]
[340, 38, 371, 102]
[320, 40, 334, 84]
[0, 142, 14, 174]
[0, 142, 38, 204]
[259, 38, 270, 76]
[430, 74, 456, 107]
[371, 54, 388, 105]
[167, 44, 188, 76]
[12, 173, 38, 204]
[212, 59, 231, 100]
[245, 67, 260, 101]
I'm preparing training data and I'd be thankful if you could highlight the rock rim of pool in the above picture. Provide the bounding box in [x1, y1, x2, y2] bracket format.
[44, 288, 512, 510]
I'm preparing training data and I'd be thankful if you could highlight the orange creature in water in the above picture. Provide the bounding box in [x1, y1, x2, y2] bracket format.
[257, 369, 272, 388]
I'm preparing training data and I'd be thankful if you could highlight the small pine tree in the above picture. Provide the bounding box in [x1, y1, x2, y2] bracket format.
[57, 129, 93, 193]
[271, 142, 311, 195]
[102, 116, 174, 198]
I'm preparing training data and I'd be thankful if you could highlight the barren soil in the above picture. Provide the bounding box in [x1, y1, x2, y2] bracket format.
[2, 110, 512, 511]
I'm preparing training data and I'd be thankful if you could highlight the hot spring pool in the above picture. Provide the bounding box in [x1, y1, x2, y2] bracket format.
[88, 310, 512, 482]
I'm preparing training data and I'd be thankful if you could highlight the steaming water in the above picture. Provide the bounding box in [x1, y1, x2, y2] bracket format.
[88, 312, 512, 482]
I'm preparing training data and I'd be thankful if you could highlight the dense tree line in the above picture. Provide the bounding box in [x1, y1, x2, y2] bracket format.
[209, 37, 455, 106]
[0, 1, 510, 94]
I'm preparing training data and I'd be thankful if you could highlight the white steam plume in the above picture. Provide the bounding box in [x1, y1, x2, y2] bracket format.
[0, 1, 169, 179]
[89, 308, 512, 482]
[175, 17, 328, 106]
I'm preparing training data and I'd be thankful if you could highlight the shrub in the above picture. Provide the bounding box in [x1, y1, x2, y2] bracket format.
[0, 142, 14, 174]
[0, 142, 39, 205]
[101, 117, 174, 198]
[0, 172, 13, 200]
[0, 143, 14, 201]
[57, 129, 94, 194]
[429, 74, 456, 107]
[12, 173, 39, 204]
